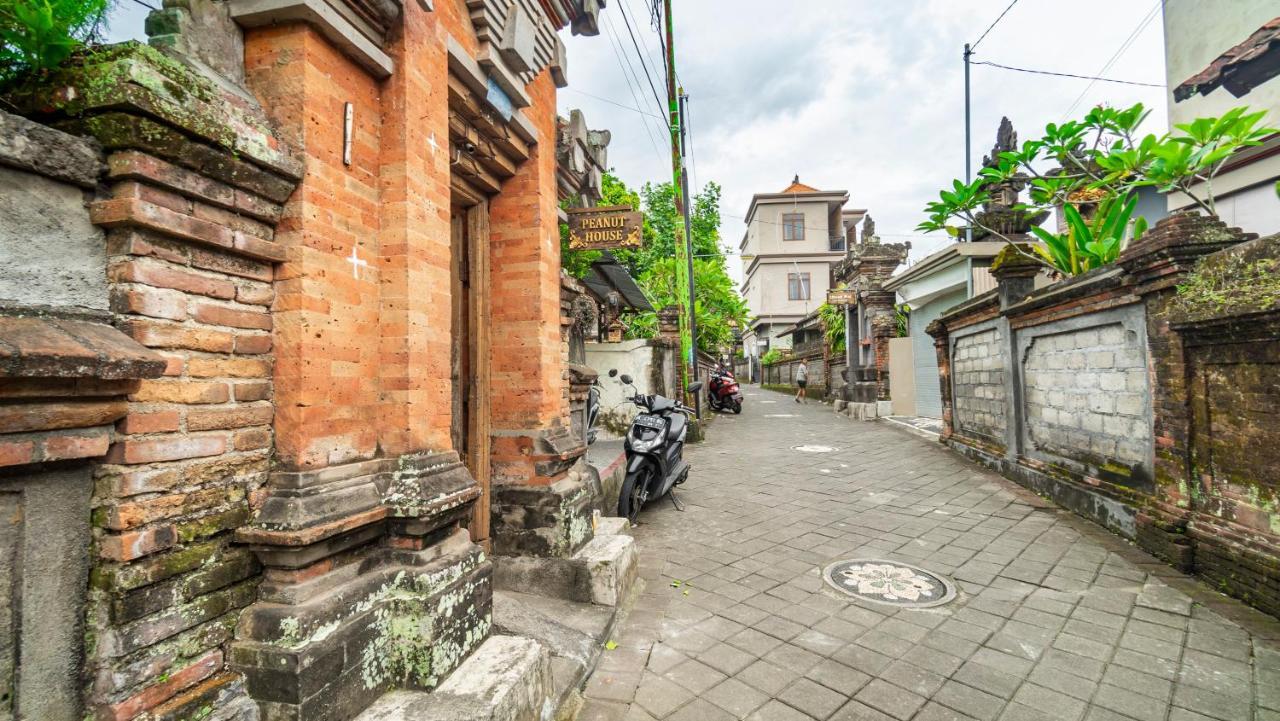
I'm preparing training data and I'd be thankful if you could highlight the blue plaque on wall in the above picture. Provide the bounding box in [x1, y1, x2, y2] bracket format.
[485, 77, 515, 122]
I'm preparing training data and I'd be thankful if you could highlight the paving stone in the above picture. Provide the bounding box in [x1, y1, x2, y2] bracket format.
[745, 699, 815, 721]
[699, 643, 757, 676]
[634, 672, 695, 718]
[703, 678, 771, 720]
[855, 678, 928, 720]
[572, 401, 1277, 721]
[737, 659, 799, 696]
[777, 677, 847, 720]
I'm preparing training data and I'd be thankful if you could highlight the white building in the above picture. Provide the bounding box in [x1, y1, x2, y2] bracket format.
[1164, 2, 1280, 234]
[739, 177, 862, 370]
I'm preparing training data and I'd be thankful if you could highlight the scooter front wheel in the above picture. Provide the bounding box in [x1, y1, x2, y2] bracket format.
[617, 467, 650, 524]
[732, 400, 742, 414]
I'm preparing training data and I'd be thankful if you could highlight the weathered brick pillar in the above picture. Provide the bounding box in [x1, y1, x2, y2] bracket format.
[10, 42, 306, 718]
[233, 6, 491, 719]
[863, 289, 897, 400]
[1118, 212, 1254, 572]
[926, 318, 953, 442]
[487, 71, 595, 559]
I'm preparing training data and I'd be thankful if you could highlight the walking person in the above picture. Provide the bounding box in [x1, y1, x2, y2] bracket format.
[795, 360, 808, 403]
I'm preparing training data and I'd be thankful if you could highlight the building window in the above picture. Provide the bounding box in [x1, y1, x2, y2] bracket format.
[787, 272, 811, 300]
[782, 213, 805, 241]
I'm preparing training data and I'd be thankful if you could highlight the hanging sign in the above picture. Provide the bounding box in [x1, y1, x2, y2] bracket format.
[566, 205, 644, 250]
[827, 288, 857, 306]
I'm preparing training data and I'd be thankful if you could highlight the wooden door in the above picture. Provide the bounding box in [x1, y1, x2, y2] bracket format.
[451, 203, 491, 548]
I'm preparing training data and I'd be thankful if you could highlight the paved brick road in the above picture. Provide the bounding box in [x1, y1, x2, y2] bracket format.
[577, 389, 1280, 721]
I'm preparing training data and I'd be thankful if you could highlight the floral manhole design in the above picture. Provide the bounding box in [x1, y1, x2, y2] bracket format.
[822, 559, 957, 608]
[792, 444, 836, 452]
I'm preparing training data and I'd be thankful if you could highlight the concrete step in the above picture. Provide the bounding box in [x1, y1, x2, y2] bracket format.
[353, 635, 552, 721]
[493, 590, 619, 719]
[492, 521, 638, 607]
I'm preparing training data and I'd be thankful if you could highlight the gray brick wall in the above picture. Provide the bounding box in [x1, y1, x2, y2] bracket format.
[1023, 322, 1149, 466]
[952, 327, 1007, 443]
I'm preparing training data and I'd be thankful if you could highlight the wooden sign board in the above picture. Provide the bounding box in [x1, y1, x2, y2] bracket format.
[567, 205, 643, 251]
[827, 288, 857, 306]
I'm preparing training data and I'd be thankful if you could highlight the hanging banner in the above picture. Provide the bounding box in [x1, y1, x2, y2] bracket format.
[566, 205, 644, 250]
[827, 288, 857, 306]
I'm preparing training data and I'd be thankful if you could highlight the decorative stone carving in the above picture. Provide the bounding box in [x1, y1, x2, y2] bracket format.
[973, 117, 1048, 240]
[557, 109, 611, 206]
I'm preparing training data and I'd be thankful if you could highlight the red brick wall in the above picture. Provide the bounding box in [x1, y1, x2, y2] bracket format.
[245, 26, 387, 470]
[89, 126, 298, 720]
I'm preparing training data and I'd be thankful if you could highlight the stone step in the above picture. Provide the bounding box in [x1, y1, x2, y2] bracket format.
[493, 590, 619, 718]
[353, 635, 552, 721]
[492, 524, 638, 607]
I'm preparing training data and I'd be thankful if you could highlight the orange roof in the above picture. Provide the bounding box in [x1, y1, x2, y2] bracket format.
[780, 175, 820, 194]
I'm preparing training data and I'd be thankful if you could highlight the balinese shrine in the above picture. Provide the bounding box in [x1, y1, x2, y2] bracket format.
[0, 0, 636, 719]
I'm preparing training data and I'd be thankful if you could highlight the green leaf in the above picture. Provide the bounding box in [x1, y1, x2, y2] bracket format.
[604, 640, 618, 650]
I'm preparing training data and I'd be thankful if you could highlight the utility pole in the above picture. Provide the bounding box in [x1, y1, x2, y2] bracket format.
[662, 0, 698, 407]
[963, 42, 973, 243]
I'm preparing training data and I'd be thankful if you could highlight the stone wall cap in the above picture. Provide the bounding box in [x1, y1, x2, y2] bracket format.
[0, 315, 166, 379]
[0, 109, 102, 188]
[1000, 265, 1127, 317]
[937, 288, 999, 326]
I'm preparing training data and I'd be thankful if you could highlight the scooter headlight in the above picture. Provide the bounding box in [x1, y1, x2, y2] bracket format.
[628, 426, 663, 452]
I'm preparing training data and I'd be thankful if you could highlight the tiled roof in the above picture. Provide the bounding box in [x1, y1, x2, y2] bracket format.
[1174, 17, 1280, 101]
[780, 175, 821, 194]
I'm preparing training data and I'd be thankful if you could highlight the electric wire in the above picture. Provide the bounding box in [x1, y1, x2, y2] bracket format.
[972, 61, 1163, 88]
[1060, 0, 1163, 120]
[600, 12, 667, 163]
[617, 0, 668, 120]
[971, 0, 1020, 51]
[562, 88, 665, 121]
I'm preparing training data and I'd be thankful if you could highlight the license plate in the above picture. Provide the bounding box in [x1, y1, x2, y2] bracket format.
[635, 415, 665, 430]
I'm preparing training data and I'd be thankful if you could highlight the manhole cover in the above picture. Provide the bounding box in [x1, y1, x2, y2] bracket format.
[823, 559, 957, 608]
[792, 444, 836, 452]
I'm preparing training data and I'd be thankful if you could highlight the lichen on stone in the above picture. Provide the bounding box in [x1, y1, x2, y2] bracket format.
[1173, 236, 1280, 321]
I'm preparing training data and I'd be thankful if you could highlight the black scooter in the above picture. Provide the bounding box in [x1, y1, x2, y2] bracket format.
[614, 372, 702, 523]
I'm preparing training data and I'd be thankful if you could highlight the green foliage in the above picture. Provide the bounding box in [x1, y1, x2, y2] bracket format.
[1027, 193, 1147, 275]
[918, 102, 1278, 276]
[817, 302, 846, 352]
[0, 0, 107, 83]
[628, 255, 748, 355]
[760, 348, 783, 366]
[562, 172, 743, 355]
[895, 303, 910, 337]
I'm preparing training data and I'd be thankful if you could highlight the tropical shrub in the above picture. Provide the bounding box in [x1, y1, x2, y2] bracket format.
[918, 103, 1278, 275]
[0, 0, 108, 84]
[760, 348, 783, 366]
[817, 302, 846, 352]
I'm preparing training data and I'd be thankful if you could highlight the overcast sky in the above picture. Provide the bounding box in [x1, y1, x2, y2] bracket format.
[105, 0, 1170, 282]
[560, 0, 1170, 283]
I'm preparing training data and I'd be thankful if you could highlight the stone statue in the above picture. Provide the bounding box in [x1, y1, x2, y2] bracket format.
[973, 117, 1047, 239]
[861, 215, 877, 245]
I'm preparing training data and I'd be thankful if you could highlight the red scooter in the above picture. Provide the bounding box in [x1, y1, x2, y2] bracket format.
[707, 366, 743, 414]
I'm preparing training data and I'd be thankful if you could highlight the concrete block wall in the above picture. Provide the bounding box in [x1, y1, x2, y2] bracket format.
[1021, 315, 1150, 471]
[950, 324, 1006, 446]
[930, 214, 1280, 620]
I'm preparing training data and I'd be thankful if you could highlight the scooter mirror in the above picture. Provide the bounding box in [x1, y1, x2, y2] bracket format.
[619, 374, 633, 385]
[687, 381, 704, 393]
[608, 369, 618, 377]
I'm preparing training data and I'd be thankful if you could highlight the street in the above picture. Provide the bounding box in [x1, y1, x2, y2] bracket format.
[578, 390, 1280, 721]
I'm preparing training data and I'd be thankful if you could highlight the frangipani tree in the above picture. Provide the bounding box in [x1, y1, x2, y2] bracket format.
[918, 103, 1277, 276]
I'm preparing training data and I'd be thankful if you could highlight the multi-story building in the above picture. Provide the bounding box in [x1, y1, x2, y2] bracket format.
[739, 177, 862, 370]
[1165, 2, 1279, 234]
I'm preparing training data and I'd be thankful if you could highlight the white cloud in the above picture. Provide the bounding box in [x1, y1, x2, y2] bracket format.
[561, 0, 1169, 281]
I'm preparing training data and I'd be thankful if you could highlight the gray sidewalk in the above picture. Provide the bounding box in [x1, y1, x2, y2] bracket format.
[575, 390, 1280, 721]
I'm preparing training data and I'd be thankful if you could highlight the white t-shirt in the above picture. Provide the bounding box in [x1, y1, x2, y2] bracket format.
[797, 364, 808, 381]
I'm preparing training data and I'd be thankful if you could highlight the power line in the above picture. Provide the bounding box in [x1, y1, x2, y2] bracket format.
[562, 88, 665, 120]
[1061, 0, 1163, 120]
[971, 0, 1020, 51]
[599, 14, 666, 163]
[626, 0, 670, 102]
[973, 60, 1163, 88]
[616, 0, 668, 117]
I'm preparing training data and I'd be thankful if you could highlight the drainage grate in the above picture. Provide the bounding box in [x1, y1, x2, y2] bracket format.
[823, 559, 957, 608]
